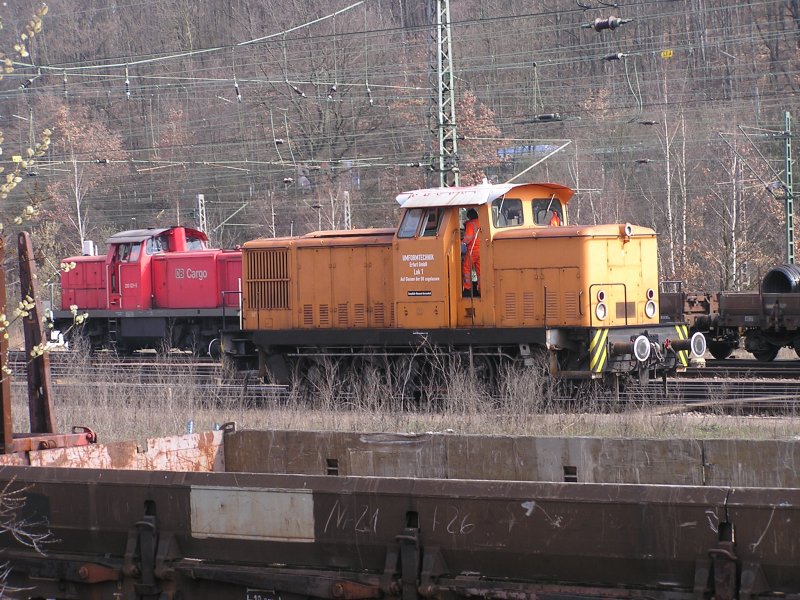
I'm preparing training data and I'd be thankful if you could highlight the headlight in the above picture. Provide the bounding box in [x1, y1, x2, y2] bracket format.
[596, 289, 606, 302]
[646, 288, 655, 300]
[645, 300, 657, 318]
[633, 335, 651, 362]
[690, 332, 707, 357]
[595, 302, 607, 320]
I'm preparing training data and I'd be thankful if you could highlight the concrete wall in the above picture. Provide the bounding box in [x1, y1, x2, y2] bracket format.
[224, 429, 800, 487]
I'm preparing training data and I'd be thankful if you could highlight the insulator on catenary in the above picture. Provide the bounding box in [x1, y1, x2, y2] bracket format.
[366, 86, 373, 105]
[585, 16, 632, 32]
[604, 53, 626, 61]
[638, 120, 659, 125]
[234, 81, 241, 103]
[327, 84, 337, 100]
[635, 158, 653, 164]
[289, 83, 306, 98]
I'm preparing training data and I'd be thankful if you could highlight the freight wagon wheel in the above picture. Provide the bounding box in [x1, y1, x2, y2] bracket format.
[707, 341, 736, 360]
[752, 346, 780, 362]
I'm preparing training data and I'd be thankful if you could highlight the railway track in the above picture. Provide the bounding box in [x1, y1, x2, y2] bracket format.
[7, 349, 223, 382]
[685, 358, 800, 378]
[8, 376, 799, 414]
[5, 350, 800, 413]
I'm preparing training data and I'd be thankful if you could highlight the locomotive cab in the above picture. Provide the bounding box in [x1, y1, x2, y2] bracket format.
[394, 182, 704, 379]
[106, 227, 207, 310]
[394, 182, 570, 329]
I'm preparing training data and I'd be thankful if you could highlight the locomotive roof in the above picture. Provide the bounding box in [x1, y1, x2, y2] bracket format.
[106, 226, 208, 244]
[395, 182, 573, 208]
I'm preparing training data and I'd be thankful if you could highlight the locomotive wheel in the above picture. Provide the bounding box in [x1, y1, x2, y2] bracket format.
[350, 355, 391, 407]
[470, 354, 497, 386]
[393, 355, 427, 409]
[207, 338, 221, 359]
[707, 341, 736, 360]
[155, 338, 171, 356]
[113, 343, 135, 357]
[296, 356, 347, 407]
[182, 327, 203, 356]
[752, 345, 780, 362]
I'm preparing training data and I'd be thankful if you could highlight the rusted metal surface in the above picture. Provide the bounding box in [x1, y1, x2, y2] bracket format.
[1, 462, 799, 599]
[3, 427, 800, 598]
[0, 232, 99, 456]
[18, 230, 55, 434]
[660, 291, 719, 329]
[10, 428, 97, 453]
[0, 429, 224, 470]
[4, 426, 800, 487]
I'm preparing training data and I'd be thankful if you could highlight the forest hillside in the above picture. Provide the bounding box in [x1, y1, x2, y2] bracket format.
[0, 0, 798, 290]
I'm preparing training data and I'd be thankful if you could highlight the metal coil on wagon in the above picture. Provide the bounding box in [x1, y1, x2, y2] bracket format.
[761, 263, 800, 293]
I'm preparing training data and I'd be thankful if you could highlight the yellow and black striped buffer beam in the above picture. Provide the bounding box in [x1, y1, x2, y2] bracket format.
[589, 328, 609, 373]
[673, 324, 689, 367]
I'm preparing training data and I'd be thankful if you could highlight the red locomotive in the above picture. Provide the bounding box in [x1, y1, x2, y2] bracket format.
[52, 226, 241, 354]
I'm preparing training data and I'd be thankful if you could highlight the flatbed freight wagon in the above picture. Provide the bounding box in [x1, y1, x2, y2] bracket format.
[0, 427, 798, 600]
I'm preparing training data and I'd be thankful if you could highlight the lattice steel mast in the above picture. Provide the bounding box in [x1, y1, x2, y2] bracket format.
[785, 111, 795, 264]
[429, 0, 459, 187]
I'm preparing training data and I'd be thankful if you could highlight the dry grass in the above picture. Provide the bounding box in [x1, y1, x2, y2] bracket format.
[8, 346, 800, 443]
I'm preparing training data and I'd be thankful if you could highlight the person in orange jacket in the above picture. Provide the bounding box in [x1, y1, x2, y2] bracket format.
[549, 210, 562, 226]
[462, 208, 481, 296]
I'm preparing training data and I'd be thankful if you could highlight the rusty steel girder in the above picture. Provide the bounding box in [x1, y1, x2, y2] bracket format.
[0, 465, 796, 600]
[18, 231, 56, 435]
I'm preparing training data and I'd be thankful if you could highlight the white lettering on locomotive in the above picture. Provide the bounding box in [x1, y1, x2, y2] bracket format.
[187, 268, 208, 280]
[175, 267, 208, 281]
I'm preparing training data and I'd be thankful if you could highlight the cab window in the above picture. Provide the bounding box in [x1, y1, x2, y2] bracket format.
[186, 235, 206, 250]
[146, 234, 169, 255]
[492, 197, 524, 228]
[118, 242, 141, 262]
[420, 208, 443, 237]
[398, 208, 423, 238]
[533, 198, 564, 226]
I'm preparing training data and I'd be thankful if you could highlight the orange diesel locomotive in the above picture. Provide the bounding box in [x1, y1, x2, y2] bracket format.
[231, 182, 705, 385]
